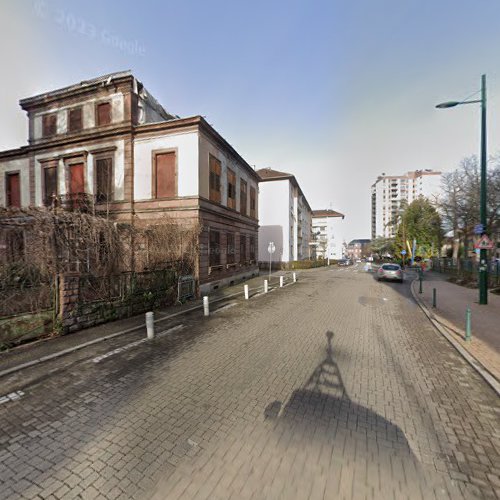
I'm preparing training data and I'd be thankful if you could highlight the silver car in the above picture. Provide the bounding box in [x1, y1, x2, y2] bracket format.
[377, 263, 403, 283]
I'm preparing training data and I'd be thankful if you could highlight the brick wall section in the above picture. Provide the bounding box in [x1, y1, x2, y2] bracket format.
[58, 273, 80, 333]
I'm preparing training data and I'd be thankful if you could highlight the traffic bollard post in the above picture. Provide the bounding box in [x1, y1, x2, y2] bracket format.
[264, 280, 268, 293]
[432, 288, 437, 308]
[293, 272, 297, 283]
[244, 284, 249, 300]
[465, 307, 472, 341]
[203, 296, 209, 316]
[146, 311, 155, 339]
[280, 276, 284, 287]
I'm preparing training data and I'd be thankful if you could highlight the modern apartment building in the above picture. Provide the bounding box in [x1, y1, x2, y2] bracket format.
[371, 170, 441, 238]
[311, 209, 345, 260]
[0, 71, 260, 293]
[257, 168, 312, 263]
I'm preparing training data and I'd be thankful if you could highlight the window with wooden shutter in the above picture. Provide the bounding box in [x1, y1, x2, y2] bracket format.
[6, 173, 21, 208]
[42, 113, 57, 137]
[154, 151, 176, 198]
[227, 168, 236, 209]
[240, 234, 247, 264]
[43, 165, 58, 207]
[95, 157, 113, 203]
[68, 107, 83, 132]
[249, 236, 256, 262]
[250, 186, 256, 218]
[96, 102, 112, 126]
[209, 155, 221, 203]
[226, 233, 235, 264]
[209, 230, 220, 267]
[240, 179, 247, 216]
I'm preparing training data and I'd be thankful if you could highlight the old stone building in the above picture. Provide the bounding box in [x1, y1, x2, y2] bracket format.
[0, 71, 259, 293]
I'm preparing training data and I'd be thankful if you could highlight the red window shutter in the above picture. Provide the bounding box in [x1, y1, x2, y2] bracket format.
[69, 163, 85, 194]
[240, 180, 247, 215]
[69, 107, 82, 132]
[95, 158, 113, 202]
[155, 152, 176, 198]
[43, 114, 57, 136]
[97, 102, 111, 126]
[7, 173, 21, 207]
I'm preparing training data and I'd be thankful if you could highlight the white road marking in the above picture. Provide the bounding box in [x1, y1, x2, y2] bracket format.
[92, 324, 185, 363]
[0, 390, 24, 405]
[213, 302, 237, 314]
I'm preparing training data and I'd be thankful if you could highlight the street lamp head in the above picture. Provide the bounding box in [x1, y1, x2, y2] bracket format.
[435, 101, 460, 109]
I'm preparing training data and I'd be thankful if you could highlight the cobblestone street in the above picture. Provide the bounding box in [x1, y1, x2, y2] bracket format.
[0, 266, 499, 499]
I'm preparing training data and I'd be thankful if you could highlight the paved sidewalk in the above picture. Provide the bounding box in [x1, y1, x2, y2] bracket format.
[0, 270, 295, 377]
[415, 271, 500, 382]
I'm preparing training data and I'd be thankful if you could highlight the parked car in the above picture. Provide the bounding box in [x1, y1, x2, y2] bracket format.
[377, 263, 403, 283]
[338, 259, 351, 266]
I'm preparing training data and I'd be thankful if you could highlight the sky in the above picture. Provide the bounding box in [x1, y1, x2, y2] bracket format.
[2, 0, 500, 242]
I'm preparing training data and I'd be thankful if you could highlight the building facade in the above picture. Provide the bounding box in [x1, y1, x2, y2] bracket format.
[346, 239, 371, 261]
[311, 209, 345, 260]
[371, 170, 441, 239]
[257, 168, 312, 263]
[0, 71, 260, 293]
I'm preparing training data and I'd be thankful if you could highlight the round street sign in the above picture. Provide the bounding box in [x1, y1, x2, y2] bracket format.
[401, 250, 407, 255]
[268, 242, 276, 254]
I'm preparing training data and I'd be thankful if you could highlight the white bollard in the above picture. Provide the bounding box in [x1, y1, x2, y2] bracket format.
[293, 272, 297, 283]
[146, 311, 155, 339]
[280, 276, 284, 287]
[264, 280, 268, 293]
[244, 284, 249, 300]
[203, 296, 209, 316]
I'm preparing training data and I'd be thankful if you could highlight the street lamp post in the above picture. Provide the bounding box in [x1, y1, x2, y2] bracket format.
[436, 74, 488, 305]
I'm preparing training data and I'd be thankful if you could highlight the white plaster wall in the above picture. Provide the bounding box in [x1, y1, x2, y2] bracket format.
[0, 157, 30, 207]
[34, 139, 125, 206]
[32, 93, 125, 140]
[133, 131, 199, 200]
[258, 180, 290, 262]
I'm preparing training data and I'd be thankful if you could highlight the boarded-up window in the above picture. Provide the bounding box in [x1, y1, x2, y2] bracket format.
[250, 186, 256, 218]
[240, 179, 247, 216]
[95, 157, 113, 203]
[42, 113, 57, 137]
[227, 233, 235, 264]
[240, 234, 247, 264]
[68, 107, 83, 132]
[6, 173, 21, 207]
[154, 151, 176, 198]
[209, 230, 220, 267]
[97, 102, 112, 126]
[69, 163, 85, 195]
[249, 236, 256, 261]
[227, 168, 236, 209]
[209, 155, 221, 203]
[43, 165, 58, 206]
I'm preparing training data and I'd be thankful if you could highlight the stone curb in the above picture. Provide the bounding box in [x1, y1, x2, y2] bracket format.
[0, 277, 298, 379]
[410, 278, 500, 397]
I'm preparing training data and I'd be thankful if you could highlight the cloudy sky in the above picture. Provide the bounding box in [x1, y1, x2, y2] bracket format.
[2, 0, 500, 241]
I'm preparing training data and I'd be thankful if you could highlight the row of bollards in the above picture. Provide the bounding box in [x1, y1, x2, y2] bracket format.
[418, 277, 472, 342]
[145, 272, 298, 336]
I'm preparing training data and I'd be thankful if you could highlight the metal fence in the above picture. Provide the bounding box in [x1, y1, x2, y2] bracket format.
[432, 258, 500, 288]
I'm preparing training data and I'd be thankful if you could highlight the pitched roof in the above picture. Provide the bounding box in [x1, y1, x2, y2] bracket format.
[312, 209, 345, 219]
[348, 239, 371, 246]
[256, 168, 294, 181]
